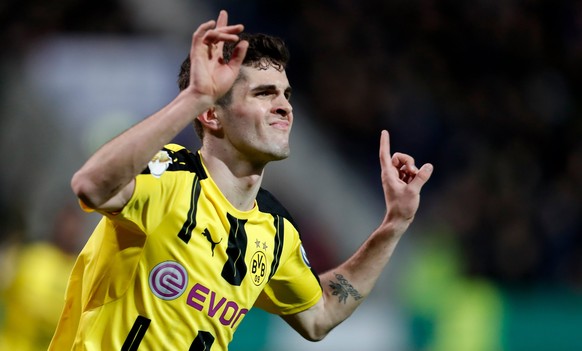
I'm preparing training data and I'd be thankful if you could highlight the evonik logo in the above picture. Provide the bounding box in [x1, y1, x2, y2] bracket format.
[149, 261, 249, 329]
[186, 282, 248, 329]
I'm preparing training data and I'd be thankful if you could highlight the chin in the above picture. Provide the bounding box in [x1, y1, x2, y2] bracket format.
[271, 151, 290, 161]
[268, 147, 290, 161]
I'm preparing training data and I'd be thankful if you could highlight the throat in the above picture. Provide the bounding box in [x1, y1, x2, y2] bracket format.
[199, 149, 264, 211]
[226, 180, 260, 211]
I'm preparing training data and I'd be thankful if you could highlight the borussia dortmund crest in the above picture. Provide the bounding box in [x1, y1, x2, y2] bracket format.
[250, 250, 268, 286]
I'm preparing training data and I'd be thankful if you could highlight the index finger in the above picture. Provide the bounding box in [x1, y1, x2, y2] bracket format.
[379, 129, 391, 157]
[214, 10, 242, 56]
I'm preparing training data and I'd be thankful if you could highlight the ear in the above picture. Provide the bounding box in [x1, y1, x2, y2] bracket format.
[197, 107, 221, 133]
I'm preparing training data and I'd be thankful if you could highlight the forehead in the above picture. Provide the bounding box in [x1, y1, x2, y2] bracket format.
[235, 65, 290, 92]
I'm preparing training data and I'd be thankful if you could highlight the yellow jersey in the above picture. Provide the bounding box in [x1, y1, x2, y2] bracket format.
[49, 145, 322, 350]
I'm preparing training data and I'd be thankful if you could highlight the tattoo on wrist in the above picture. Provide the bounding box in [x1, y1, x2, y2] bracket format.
[328, 273, 363, 304]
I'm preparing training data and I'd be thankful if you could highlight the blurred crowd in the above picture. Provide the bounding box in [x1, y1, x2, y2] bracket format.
[1, 0, 581, 350]
[282, 0, 582, 287]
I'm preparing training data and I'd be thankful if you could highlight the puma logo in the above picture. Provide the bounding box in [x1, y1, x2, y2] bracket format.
[202, 228, 222, 256]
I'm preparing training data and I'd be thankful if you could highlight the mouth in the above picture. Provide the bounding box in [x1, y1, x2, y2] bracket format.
[269, 121, 290, 130]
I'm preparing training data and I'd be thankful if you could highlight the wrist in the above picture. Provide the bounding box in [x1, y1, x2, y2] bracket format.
[178, 87, 215, 112]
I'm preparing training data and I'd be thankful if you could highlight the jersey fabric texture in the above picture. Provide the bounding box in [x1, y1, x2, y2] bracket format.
[49, 144, 322, 351]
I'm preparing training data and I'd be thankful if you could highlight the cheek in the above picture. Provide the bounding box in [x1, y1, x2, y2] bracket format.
[229, 106, 266, 128]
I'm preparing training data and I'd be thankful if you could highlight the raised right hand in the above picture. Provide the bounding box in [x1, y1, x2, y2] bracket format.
[187, 10, 248, 104]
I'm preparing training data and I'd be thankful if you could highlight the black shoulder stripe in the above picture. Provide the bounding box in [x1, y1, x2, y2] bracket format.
[141, 146, 207, 179]
[256, 188, 298, 229]
[257, 189, 322, 284]
[257, 189, 293, 281]
[165, 147, 208, 179]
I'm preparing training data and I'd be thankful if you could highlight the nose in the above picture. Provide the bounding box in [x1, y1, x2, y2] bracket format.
[274, 95, 292, 118]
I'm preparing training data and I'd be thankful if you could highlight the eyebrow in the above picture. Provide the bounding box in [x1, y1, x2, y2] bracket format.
[251, 84, 293, 96]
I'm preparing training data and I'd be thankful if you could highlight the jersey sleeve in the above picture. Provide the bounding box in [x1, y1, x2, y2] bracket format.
[254, 226, 322, 315]
[107, 145, 190, 233]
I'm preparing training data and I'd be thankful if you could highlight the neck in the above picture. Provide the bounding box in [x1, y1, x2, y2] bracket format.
[200, 146, 265, 211]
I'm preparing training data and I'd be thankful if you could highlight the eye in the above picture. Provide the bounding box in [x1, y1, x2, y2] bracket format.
[255, 91, 272, 97]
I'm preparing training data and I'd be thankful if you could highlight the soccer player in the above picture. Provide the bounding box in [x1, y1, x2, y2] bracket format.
[49, 10, 433, 350]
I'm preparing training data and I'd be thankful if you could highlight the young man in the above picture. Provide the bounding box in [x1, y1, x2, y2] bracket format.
[50, 10, 433, 351]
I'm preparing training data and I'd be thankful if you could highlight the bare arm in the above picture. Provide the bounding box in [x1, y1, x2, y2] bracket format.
[71, 10, 248, 211]
[283, 130, 433, 341]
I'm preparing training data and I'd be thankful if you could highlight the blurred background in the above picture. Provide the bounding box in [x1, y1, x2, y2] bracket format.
[0, 0, 581, 350]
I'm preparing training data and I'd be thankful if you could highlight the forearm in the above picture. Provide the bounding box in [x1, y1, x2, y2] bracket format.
[285, 223, 406, 341]
[320, 224, 402, 329]
[72, 90, 212, 208]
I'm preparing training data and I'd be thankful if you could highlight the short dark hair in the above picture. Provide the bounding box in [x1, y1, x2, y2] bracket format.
[178, 33, 290, 139]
